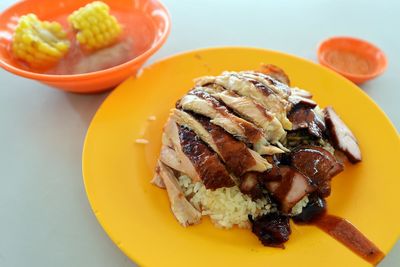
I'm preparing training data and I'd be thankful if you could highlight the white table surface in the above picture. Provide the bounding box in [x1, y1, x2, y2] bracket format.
[0, 0, 399, 266]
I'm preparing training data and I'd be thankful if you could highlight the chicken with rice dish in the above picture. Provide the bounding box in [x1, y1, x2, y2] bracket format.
[151, 64, 362, 247]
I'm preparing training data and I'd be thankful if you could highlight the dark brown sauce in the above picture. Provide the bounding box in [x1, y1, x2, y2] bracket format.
[314, 214, 384, 265]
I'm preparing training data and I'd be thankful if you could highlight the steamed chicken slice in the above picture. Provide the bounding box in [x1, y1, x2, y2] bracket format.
[156, 161, 201, 226]
[239, 71, 291, 99]
[179, 89, 282, 155]
[214, 91, 286, 144]
[324, 106, 362, 163]
[172, 109, 271, 175]
[203, 72, 292, 130]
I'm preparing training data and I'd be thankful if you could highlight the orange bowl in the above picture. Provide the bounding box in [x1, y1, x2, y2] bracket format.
[317, 37, 387, 84]
[0, 0, 170, 93]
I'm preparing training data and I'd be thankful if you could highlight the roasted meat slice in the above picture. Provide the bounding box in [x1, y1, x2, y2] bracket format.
[262, 165, 316, 213]
[179, 89, 281, 155]
[239, 172, 264, 199]
[250, 213, 291, 248]
[288, 108, 326, 139]
[288, 95, 317, 109]
[258, 64, 291, 86]
[290, 146, 344, 197]
[163, 117, 200, 182]
[156, 161, 201, 226]
[179, 126, 236, 190]
[172, 109, 271, 175]
[324, 106, 362, 163]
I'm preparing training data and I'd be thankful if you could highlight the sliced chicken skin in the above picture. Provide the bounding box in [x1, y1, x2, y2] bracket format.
[156, 161, 201, 226]
[172, 109, 271, 175]
[178, 126, 236, 190]
[240, 71, 292, 99]
[288, 108, 326, 139]
[179, 90, 264, 144]
[214, 91, 286, 144]
[258, 64, 291, 86]
[324, 106, 362, 163]
[178, 89, 282, 155]
[196, 72, 292, 130]
[162, 117, 200, 182]
[262, 165, 316, 214]
[290, 145, 344, 197]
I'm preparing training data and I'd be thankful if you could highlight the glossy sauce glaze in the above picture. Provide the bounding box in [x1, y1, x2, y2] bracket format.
[314, 214, 384, 265]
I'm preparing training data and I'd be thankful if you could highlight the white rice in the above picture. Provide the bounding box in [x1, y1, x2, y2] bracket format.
[135, 138, 149, 144]
[178, 175, 272, 229]
[290, 195, 309, 216]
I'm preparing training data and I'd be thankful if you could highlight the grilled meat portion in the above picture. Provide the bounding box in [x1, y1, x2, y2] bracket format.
[288, 108, 326, 139]
[162, 117, 200, 182]
[262, 165, 316, 213]
[290, 146, 344, 197]
[173, 109, 271, 175]
[179, 126, 236, 190]
[250, 213, 291, 248]
[288, 95, 317, 109]
[152, 68, 361, 247]
[239, 172, 264, 199]
[324, 106, 362, 163]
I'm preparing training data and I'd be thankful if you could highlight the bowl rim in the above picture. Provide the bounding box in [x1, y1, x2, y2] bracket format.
[0, 0, 171, 82]
[317, 36, 388, 80]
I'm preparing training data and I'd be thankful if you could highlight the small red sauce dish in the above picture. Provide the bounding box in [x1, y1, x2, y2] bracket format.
[317, 36, 387, 84]
[0, 0, 170, 93]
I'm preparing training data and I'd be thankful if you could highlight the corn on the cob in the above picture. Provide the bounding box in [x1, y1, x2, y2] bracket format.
[12, 14, 70, 69]
[68, 1, 122, 51]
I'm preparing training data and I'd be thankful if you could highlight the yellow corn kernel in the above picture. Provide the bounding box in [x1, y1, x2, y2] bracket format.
[68, 1, 122, 51]
[11, 14, 70, 69]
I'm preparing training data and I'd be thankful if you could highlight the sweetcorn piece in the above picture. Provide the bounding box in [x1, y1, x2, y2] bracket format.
[12, 14, 70, 69]
[68, 1, 122, 51]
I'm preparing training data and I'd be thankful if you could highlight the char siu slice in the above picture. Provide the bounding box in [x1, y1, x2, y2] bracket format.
[324, 106, 362, 163]
[288, 108, 326, 139]
[290, 146, 344, 197]
[262, 165, 316, 214]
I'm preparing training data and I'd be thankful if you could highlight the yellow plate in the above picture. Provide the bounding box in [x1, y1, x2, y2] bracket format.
[82, 47, 400, 267]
